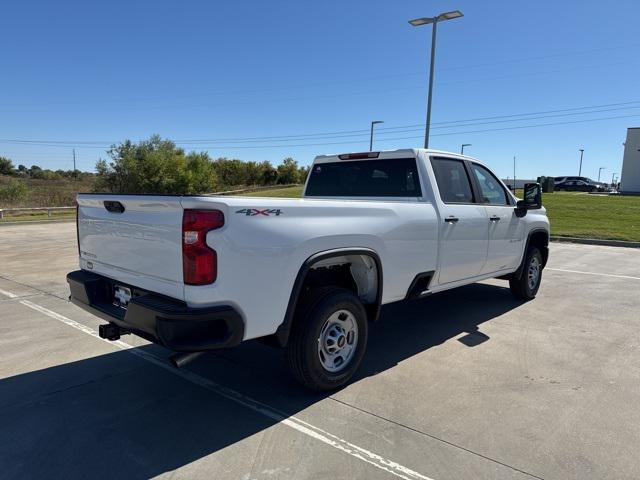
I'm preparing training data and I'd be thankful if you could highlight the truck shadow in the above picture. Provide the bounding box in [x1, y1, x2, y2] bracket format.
[0, 282, 522, 479]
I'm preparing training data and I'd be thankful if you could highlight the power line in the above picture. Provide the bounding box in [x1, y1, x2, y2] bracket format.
[174, 113, 640, 149]
[181, 104, 640, 144]
[3, 99, 640, 148]
[3, 110, 638, 165]
[390, 114, 640, 142]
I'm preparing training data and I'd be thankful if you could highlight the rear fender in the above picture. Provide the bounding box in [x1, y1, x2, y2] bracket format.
[274, 248, 383, 347]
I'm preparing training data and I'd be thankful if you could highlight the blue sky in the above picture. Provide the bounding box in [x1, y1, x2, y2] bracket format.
[1, 0, 639, 181]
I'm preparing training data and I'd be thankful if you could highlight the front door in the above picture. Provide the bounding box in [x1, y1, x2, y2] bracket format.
[469, 162, 524, 273]
[431, 157, 489, 284]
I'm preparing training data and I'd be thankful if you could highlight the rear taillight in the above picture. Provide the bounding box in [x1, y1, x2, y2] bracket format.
[182, 209, 224, 285]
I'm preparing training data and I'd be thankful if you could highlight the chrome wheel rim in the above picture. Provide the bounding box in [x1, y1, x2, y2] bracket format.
[317, 309, 358, 373]
[527, 256, 541, 290]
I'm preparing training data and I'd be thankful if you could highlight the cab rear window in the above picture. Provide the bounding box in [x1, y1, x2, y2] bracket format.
[305, 158, 422, 197]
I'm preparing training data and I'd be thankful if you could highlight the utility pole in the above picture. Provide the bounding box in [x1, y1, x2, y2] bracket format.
[598, 167, 605, 182]
[73, 149, 77, 178]
[369, 120, 384, 151]
[578, 148, 584, 177]
[513, 156, 516, 192]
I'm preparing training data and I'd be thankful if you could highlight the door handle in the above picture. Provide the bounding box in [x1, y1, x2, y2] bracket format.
[489, 216, 501, 222]
[444, 216, 459, 223]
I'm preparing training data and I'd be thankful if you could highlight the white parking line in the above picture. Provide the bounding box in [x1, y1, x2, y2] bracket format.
[18, 298, 433, 480]
[547, 268, 640, 281]
[0, 288, 18, 298]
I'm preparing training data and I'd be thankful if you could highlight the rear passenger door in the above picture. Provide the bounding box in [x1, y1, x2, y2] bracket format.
[430, 157, 489, 284]
[469, 162, 524, 273]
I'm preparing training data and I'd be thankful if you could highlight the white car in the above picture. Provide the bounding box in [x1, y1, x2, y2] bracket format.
[68, 149, 550, 390]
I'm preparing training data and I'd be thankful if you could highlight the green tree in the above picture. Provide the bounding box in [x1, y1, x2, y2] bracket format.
[298, 165, 310, 184]
[277, 157, 300, 184]
[243, 161, 262, 186]
[212, 158, 248, 187]
[29, 165, 44, 179]
[0, 157, 15, 175]
[185, 152, 218, 193]
[259, 161, 278, 185]
[94, 135, 217, 194]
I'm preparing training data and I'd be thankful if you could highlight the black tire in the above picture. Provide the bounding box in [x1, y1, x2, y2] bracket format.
[286, 287, 368, 391]
[510, 246, 543, 300]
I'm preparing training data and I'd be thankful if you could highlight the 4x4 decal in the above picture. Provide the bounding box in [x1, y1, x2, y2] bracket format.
[235, 208, 283, 216]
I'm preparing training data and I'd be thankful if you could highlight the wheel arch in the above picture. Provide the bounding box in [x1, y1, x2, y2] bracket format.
[274, 248, 383, 347]
[514, 228, 549, 278]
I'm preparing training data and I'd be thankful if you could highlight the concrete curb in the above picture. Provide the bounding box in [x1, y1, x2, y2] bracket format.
[0, 219, 75, 226]
[551, 236, 640, 249]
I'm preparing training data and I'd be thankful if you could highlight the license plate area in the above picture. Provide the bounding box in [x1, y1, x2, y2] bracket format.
[113, 285, 132, 309]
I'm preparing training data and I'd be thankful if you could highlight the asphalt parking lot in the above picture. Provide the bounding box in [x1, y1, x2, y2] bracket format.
[1, 222, 639, 480]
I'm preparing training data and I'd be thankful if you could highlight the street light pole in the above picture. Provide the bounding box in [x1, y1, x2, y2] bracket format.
[598, 167, 606, 182]
[369, 120, 384, 151]
[409, 10, 463, 149]
[424, 20, 438, 149]
[578, 149, 584, 176]
[460, 143, 471, 154]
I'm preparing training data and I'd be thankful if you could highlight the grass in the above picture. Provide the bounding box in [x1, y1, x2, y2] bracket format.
[239, 186, 640, 242]
[241, 185, 304, 197]
[537, 192, 640, 242]
[0, 175, 95, 208]
[0, 210, 75, 223]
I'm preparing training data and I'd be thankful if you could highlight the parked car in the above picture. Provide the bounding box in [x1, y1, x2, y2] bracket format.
[555, 179, 599, 192]
[554, 176, 607, 192]
[554, 176, 592, 184]
[67, 149, 550, 390]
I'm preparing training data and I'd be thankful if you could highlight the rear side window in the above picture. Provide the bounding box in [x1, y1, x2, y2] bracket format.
[305, 158, 422, 197]
[471, 163, 508, 205]
[430, 158, 474, 203]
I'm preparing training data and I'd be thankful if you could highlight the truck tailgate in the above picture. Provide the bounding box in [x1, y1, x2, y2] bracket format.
[77, 195, 185, 300]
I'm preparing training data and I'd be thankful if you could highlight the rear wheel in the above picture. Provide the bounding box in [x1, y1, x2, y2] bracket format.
[286, 288, 368, 391]
[510, 246, 543, 300]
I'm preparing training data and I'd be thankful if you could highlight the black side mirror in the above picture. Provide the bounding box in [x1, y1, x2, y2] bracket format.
[515, 183, 542, 216]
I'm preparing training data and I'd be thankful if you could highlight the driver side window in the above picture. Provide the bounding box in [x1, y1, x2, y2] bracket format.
[471, 164, 508, 206]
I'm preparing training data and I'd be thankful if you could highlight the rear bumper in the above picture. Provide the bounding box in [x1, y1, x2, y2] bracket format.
[67, 270, 244, 352]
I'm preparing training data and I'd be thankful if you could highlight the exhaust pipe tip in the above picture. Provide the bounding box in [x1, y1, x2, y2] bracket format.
[170, 351, 205, 368]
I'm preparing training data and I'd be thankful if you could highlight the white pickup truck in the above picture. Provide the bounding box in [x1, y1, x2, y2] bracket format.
[68, 148, 549, 390]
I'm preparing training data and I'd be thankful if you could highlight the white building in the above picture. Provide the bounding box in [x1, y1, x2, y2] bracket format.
[620, 127, 640, 193]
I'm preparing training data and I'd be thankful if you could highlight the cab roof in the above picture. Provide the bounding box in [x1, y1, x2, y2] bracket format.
[312, 148, 482, 164]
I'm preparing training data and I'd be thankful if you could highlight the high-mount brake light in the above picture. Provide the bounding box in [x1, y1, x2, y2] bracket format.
[182, 209, 224, 285]
[338, 152, 380, 160]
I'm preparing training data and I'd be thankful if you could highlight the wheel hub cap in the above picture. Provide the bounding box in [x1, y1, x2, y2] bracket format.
[528, 256, 540, 290]
[317, 310, 358, 373]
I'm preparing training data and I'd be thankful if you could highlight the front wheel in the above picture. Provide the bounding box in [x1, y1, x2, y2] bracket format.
[286, 288, 368, 391]
[510, 246, 543, 300]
